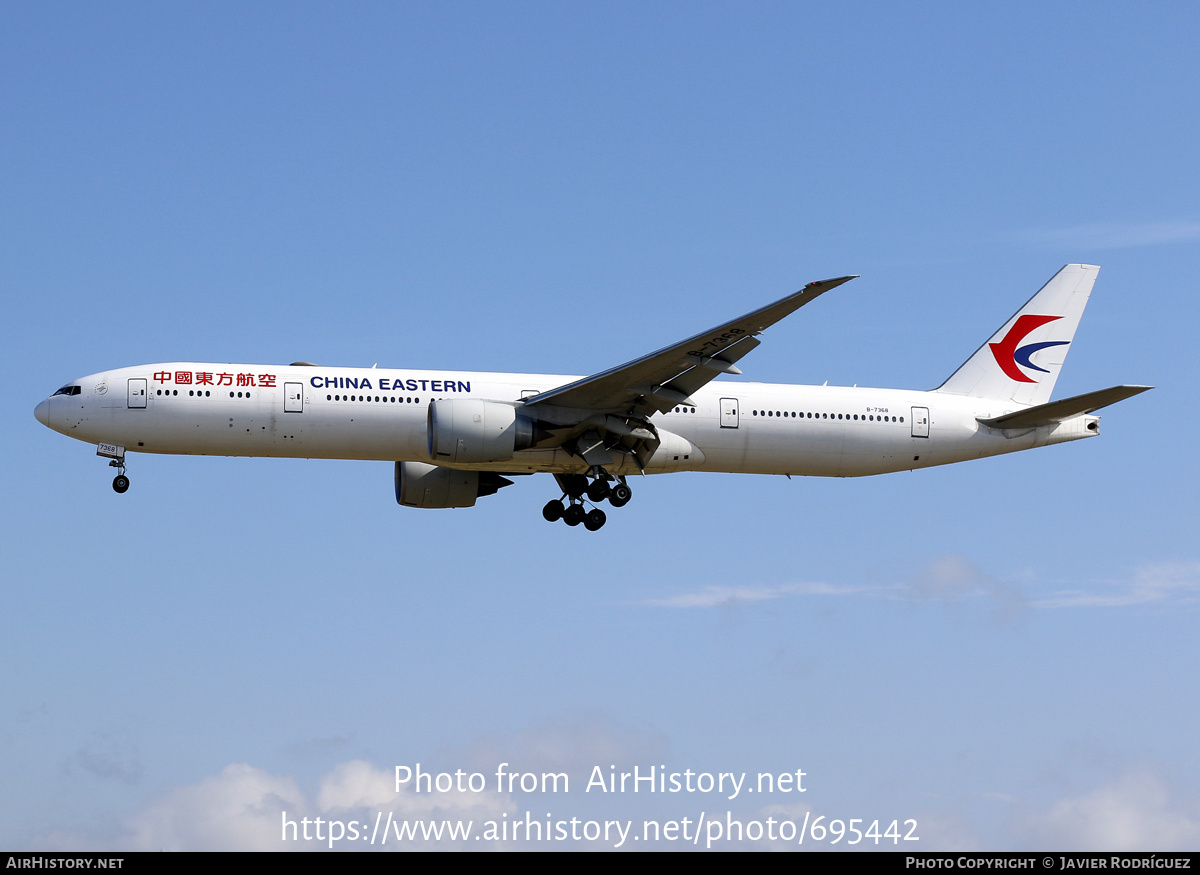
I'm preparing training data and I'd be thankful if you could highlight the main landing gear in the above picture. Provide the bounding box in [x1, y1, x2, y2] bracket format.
[542, 470, 632, 531]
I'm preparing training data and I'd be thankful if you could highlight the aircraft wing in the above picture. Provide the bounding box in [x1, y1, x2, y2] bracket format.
[524, 276, 857, 415]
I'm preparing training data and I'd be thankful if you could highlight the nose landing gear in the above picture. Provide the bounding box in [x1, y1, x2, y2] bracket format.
[109, 457, 130, 493]
[544, 470, 631, 531]
[99, 444, 131, 494]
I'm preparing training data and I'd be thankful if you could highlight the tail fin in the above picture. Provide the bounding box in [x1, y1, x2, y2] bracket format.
[936, 264, 1098, 406]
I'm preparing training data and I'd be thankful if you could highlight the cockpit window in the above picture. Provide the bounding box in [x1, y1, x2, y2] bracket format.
[52, 385, 81, 396]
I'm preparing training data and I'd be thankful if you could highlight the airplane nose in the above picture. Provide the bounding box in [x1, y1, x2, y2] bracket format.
[35, 399, 49, 426]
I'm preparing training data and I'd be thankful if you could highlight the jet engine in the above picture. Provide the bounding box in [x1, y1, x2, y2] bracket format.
[395, 461, 513, 509]
[427, 399, 538, 463]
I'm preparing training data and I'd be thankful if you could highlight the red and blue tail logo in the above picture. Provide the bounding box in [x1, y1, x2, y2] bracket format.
[989, 315, 1070, 383]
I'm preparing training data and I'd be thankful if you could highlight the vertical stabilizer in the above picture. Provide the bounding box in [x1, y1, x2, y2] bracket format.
[936, 264, 1098, 406]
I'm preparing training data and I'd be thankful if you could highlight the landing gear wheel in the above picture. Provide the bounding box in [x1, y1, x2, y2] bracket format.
[563, 504, 586, 527]
[112, 474, 130, 494]
[609, 482, 632, 507]
[584, 508, 607, 531]
[586, 479, 610, 502]
[542, 499, 565, 522]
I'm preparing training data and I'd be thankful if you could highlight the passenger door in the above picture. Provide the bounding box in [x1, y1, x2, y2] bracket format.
[911, 406, 929, 438]
[127, 378, 147, 409]
[720, 397, 739, 428]
[284, 382, 304, 413]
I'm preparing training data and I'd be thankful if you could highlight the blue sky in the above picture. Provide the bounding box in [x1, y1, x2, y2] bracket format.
[3, 1, 1198, 850]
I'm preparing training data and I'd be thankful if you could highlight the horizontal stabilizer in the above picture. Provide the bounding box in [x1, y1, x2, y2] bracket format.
[978, 385, 1152, 430]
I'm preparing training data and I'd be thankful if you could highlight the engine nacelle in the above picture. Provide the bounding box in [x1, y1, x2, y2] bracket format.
[427, 398, 536, 464]
[395, 461, 513, 509]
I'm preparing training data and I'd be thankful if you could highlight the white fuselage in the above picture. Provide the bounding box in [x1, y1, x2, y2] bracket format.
[37, 363, 1099, 478]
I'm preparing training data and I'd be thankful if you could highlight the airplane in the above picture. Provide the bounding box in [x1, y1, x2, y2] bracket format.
[34, 263, 1149, 531]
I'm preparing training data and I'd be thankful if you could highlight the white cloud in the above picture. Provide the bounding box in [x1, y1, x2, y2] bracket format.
[124, 763, 307, 851]
[748, 801, 814, 851]
[1017, 770, 1200, 850]
[902, 554, 1027, 620]
[647, 557, 1198, 613]
[905, 554, 989, 601]
[1018, 220, 1200, 250]
[644, 554, 1024, 618]
[1033, 562, 1200, 608]
[644, 581, 877, 608]
[33, 718, 670, 851]
[315, 760, 406, 813]
[35, 760, 517, 851]
[318, 759, 515, 826]
[459, 715, 669, 786]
